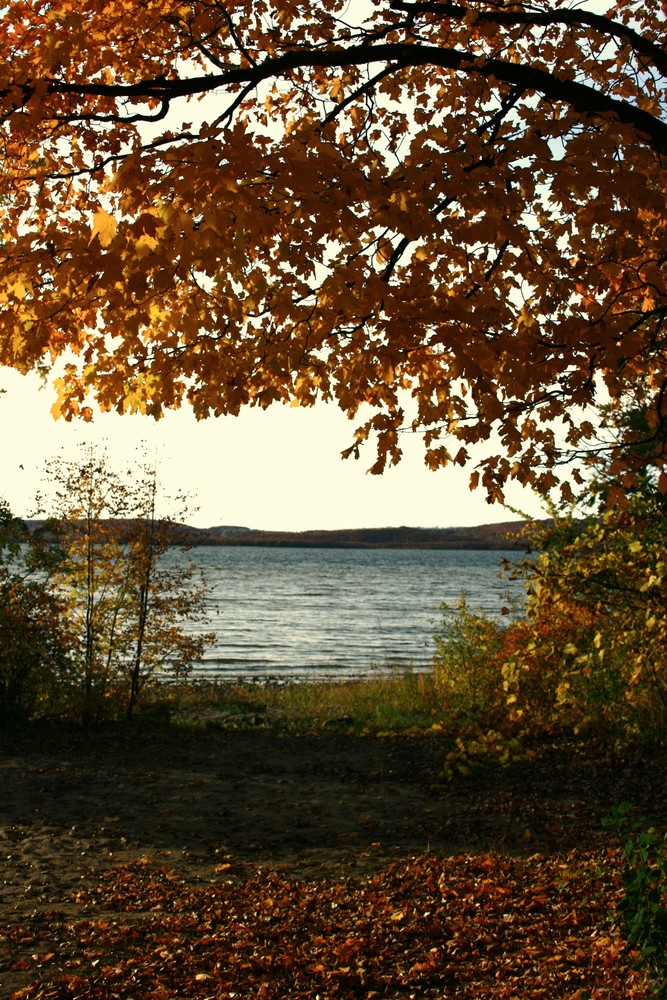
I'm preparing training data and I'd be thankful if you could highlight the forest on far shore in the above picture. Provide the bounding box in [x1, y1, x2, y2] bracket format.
[20, 519, 536, 550]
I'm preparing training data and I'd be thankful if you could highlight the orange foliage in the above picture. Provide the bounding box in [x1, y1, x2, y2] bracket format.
[0, 2, 665, 496]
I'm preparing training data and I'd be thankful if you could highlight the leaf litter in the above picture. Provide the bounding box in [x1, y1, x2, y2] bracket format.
[1, 729, 663, 998]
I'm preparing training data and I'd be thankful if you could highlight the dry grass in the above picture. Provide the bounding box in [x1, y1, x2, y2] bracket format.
[157, 669, 449, 734]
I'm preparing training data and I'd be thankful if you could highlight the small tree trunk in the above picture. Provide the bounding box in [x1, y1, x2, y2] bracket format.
[127, 475, 157, 719]
[127, 579, 150, 718]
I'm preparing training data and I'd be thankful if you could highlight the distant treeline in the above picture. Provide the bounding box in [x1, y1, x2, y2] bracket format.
[190, 522, 533, 549]
[20, 519, 536, 550]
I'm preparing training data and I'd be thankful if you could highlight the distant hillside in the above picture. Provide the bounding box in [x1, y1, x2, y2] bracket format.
[172, 520, 533, 549]
[18, 519, 535, 549]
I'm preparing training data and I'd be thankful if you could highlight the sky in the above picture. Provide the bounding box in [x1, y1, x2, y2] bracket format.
[0, 366, 547, 531]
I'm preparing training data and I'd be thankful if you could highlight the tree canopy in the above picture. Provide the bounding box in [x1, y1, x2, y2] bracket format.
[1, 1, 665, 498]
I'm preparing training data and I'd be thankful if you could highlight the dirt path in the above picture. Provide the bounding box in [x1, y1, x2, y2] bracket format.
[1, 727, 665, 995]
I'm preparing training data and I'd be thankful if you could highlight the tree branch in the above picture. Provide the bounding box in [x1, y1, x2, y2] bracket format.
[389, 2, 667, 78]
[8, 38, 666, 155]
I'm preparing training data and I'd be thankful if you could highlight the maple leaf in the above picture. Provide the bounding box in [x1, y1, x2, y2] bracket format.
[90, 209, 118, 248]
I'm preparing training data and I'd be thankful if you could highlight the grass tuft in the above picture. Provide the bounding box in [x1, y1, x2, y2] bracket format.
[156, 669, 449, 735]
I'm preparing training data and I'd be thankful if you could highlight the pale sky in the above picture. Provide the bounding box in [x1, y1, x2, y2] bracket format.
[0, 367, 547, 531]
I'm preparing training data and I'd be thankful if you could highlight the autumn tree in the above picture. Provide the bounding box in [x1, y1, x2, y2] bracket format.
[34, 451, 136, 718]
[36, 450, 214, 720]
[120, 464, 215, 719]
[0, 1, 665, 497]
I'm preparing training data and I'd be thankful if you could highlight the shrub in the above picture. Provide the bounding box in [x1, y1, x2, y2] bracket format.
[603, 804, 667, 999]
[432, 594, 507, 719]
[0, 577, 74, 724]
[510, 500, 667, 738]
[433, 494, 667, 768]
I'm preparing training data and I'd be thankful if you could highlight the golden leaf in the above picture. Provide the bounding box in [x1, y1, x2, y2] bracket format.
[90, 209, 117, 248]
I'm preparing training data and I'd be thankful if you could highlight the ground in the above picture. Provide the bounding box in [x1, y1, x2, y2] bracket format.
[1, 725, 665, 997]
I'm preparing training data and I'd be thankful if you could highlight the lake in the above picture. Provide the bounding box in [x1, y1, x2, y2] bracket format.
[169, 546, 524, 682]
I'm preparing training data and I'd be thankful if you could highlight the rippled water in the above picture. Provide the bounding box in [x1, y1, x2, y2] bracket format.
[168, 546, 523, 681]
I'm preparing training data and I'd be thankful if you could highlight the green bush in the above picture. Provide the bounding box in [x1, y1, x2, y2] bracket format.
[604, 804, 667, 999]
